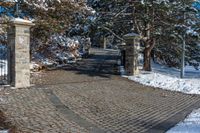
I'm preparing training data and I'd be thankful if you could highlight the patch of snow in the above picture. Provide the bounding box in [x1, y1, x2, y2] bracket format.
[152, 63, 200, 78]
[127, 71, 200, 94]
[42, 59, 54, 66]
[167, 108, 200, 133]
[0, 45, 8, 76]
[123, 62, 200, 95]
[186, 28, 198, 36]
[0, 60, 8, 76]
[0, 130, 9, 133]
[117, 56, 126, 76]
[119, 65, 126, 76]
[11, 18, 33, 23]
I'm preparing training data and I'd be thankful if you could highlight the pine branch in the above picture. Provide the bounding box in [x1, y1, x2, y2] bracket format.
[102, 26, 124, 41]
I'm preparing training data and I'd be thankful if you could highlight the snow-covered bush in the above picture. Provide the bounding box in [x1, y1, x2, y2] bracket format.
[31, 34, 91, 70]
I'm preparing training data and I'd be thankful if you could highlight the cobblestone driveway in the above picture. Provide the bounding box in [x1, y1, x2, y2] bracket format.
[1, 48, 200, 133]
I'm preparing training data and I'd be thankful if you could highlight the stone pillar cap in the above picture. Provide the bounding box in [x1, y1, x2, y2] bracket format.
[10, 18, 35, 26]
[123, 33, 140, 39]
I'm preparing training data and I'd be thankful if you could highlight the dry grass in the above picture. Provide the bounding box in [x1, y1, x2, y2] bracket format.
[0, 2, 14, 7]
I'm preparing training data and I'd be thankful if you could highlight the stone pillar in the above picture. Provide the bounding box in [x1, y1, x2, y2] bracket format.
[123, 33, 140, 76]
[7, 19, 34, 88]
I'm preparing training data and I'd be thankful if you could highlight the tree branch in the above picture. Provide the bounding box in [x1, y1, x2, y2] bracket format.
[102, 26, 124, 41]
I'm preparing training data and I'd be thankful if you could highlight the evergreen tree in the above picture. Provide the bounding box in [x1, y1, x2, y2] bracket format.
[89, 0, 200, 70]
[21, 0, 92, 41]
[154, 0, 200, 69]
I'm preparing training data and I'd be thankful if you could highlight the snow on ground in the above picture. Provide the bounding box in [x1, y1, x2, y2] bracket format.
[0, 130, 9, 133]
[123, 63, 200, 95]
[0, 45, 8, 76]
[120, 59, 200, 133]
[166, 108, 200, 133]
[0, 60, 7, 76]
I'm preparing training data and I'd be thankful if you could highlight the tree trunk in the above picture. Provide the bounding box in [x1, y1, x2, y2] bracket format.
[143, 4, 156, 71]
[143, 46, 152, 71]
[143, 39, 155, 71]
